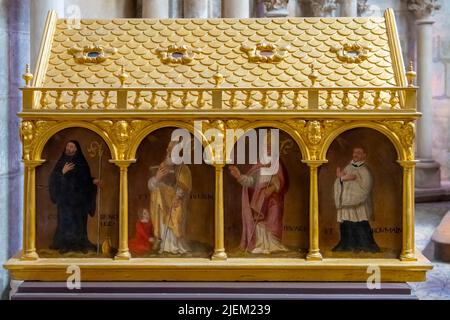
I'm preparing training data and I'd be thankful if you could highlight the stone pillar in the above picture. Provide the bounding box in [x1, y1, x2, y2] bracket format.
[1, 0, 29, 298]
[183, 0, 209, 18]
[169, 0, 183, 18]
[287, 0, 302, 17]
[416, 16, 435, 160]
[30, 0, 65, 72]
[337, 0, 357, 16]
[297, 0, 314, 17]
[408, 0, 441, 188]
[254, 0, 266, 17]
[222, 0, 250, 18]
[311, 0, 337, 17]
[142, 0, 169, 18]
[64, 0, 136, 19]
[209, 0, 221, 18]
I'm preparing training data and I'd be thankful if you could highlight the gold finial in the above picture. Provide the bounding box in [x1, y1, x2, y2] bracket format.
[308, 64, 318, 87]
[118, 65, 129, 87]
[406, 60, 416, 87]
[22, 64, 33, 87]
[213, 66, 224, 87]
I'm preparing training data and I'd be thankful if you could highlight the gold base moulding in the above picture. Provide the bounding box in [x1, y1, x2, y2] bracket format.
[5, 252, 431, 282]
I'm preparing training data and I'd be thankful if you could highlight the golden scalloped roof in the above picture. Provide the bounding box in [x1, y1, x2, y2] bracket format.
[44, 16, 399, 90]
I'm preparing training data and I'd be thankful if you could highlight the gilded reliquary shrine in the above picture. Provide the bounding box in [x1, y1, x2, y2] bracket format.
[5, 9, 432, 282]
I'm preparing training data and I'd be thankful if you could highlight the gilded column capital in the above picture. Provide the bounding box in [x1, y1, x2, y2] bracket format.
[397, 160, 419, 168]
[202, 119, 226, 165]
[94, 120, 152, 160]
[224, 119, 251, 133]
[109, 159, 137, 168]
[111, 120, 130, 160]
[202, 119, 226, 134]
[302, 160, 328, 167]
[20, 120, 58, 160]
[20, 121, 35, 161]
[213, 163, 226, 169]
[382, 120, 415, 161]
[286, 119, 345, 161]
[22, 159, 46, 168]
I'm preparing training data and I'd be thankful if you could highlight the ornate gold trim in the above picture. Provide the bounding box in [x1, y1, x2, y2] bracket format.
[330, 42, 372, 64]
[384, 121, 415, 161]
[24, 121, 116, 161]
[5, 253, 432, 282]
[385, 8, 408, 106]
[156, 45, 201, 65]
[20, 121, 35, 161]
[319, 121, 407, 161]
[93, 120, 153, 160]
[286, 119, 346, 161]
[241, 42, 290, 63]
[33, 11, 57, 87]
[68, 45, 117, 64]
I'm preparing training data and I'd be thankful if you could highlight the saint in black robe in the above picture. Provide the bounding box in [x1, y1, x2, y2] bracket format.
[49, 140, 97, 253]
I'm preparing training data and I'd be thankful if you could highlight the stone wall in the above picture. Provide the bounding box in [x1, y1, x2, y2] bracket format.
[64, 0, 136, 19]
[0, 0, 29, 298]
[430, 1, 450, 181]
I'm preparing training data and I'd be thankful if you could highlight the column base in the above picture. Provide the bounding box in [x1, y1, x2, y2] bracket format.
[415, 159, 441, 188]
[21, 251, 39, 261]
[400, 252, 417, 262]
[415, 180, 450, 202]
[211, 250, 227, 261]
[114, 251, 131, 261]
[306, 250, 322, 261]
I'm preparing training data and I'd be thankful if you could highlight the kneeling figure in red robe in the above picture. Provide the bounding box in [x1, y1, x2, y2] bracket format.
[129, 208, 154, 255]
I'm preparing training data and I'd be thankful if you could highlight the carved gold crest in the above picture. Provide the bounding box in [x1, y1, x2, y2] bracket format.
[156, 45, 201, 65]
[241, 42, 290, 63]
[68, 45, 117, 64]
[330, 42, 372, 64]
